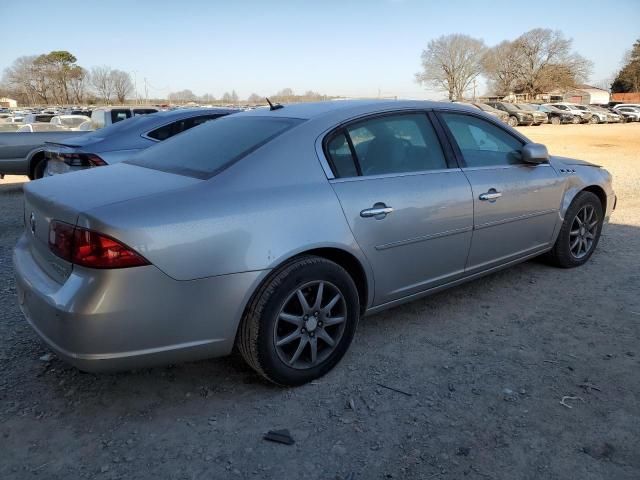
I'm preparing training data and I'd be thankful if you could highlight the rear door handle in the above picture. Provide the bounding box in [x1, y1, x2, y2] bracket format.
[360, 203, 394, 219]
[479, 190, 502, 201]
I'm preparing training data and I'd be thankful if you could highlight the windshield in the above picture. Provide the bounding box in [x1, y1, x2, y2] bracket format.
[517, 104, 535, 111]
[128, 116, 304, 179]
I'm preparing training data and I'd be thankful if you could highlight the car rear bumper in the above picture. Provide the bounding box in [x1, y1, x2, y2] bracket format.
[14, 233, 264, 372]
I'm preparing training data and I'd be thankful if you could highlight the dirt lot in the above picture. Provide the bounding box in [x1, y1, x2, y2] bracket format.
[1, 123, 639, 480]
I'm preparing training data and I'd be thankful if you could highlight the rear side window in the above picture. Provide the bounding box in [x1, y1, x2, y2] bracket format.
[326, 113, 447, 177]
[146, 114, 223, 141]
[128, 116, 303, 178]
[440, 113, 524, 167]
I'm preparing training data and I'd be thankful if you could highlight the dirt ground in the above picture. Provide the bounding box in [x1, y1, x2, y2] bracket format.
[1, 123, 639, 480]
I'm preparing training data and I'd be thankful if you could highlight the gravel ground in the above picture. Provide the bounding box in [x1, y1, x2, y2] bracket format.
[1, 123, 639, 480]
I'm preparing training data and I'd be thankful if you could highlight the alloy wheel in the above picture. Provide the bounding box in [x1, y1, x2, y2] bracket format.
[569, 204, 598, 259]
[273, 281, 347, 370]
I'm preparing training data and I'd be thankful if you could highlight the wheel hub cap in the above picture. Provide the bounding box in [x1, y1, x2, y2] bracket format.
[273, 281, 347, 370]
[305, 315, 318, 332]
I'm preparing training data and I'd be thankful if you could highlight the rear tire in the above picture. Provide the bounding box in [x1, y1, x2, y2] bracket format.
[237, 256, 360, 386]
[32, 158, 46, 180]
[547, 192, 603, 268]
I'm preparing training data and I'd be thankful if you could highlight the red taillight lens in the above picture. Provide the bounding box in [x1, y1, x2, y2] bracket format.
[48, 221, 149, 269]
[48, 221, 75, 261]
[59, 153, 107, 167]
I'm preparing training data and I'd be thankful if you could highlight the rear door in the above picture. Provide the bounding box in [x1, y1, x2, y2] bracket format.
[325, 111, 473, 306]
[436, 111, 564, 273]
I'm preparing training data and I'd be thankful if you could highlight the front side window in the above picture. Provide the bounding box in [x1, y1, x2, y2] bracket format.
[326, 113, 447, 177]
[128, 116, 303, 178]
[440, 113, 524, 168]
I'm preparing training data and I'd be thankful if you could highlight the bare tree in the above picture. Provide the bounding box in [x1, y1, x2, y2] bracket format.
[483, 29, 592, 97]
[168, 89, 196, 104]
[90, 66, 114, 103]
[247, 93, 263, 103]
[68, 66, 88, 103]
[415, 34, 486, 100]
[110, 69, 133, 103]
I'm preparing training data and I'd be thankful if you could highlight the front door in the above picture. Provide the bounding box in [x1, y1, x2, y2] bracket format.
[437, 111, 564, 272]
[325, 112, 474, 306]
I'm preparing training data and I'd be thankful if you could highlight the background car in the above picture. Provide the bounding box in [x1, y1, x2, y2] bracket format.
[485, 101, 534, 126]
[89, 106, 159, 129]
[16, 123, 69, 133]
[470, 102, 509, 123]
[15, 100, 615, 386]
[535, 104, 574, 125]
[513, 104, 547, 125]
[613, 105, 640, 121]
[50, 114, 91, 130]
[45, 107, 237, 176]
[548, 103, 592, 123]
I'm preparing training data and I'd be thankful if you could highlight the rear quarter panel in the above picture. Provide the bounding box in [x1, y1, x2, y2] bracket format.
[80, 130, 372, 299]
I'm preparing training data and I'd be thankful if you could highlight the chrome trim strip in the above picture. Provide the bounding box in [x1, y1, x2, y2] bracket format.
[375, 226, 472, 251]
[474, 209, 557, 230]
[330, 168, 462, 183]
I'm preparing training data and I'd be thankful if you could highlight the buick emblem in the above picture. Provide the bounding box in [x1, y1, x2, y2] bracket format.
[29, 212, 36, 235]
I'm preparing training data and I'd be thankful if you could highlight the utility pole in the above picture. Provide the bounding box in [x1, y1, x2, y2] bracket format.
[144, 78, 148, 105]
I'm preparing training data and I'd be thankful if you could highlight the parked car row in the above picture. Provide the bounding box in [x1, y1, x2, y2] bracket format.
[460, 101, 640, 126]
[12, 99, 617, 386]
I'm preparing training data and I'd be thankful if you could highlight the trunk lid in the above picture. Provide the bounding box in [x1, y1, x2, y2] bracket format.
[22, 163, 202, 283]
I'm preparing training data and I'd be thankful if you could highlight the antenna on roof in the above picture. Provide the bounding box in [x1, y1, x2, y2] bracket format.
[265, 97, 284, 111]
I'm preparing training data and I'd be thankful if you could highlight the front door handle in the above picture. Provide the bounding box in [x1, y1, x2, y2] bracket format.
[360, 203, 394, 219]
[479, 189, 502, 201]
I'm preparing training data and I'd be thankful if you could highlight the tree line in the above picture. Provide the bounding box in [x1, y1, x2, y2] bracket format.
[416, 28, 598, 101]
[167, 87, 332, 105]
[611, 39, 640, 93]
[1, 51, 134, 106]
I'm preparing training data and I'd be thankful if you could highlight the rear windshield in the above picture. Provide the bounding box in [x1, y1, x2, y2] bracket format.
[127, 116, 304, 178]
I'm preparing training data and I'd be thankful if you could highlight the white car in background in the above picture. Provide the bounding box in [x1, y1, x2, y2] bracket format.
[16, 123, 69, 133]
[50, 115, 91, 130]
[613, 106, 640, 121]
[547, 103, 592, 123]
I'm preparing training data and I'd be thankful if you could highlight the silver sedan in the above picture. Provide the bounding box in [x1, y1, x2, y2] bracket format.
[14, 100, 616, 385]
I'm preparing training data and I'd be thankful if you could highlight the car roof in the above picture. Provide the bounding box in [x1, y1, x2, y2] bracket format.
[238, 99, 477, 120]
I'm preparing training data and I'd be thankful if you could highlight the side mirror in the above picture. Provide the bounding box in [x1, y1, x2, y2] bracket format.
[521, 143, 549, 164]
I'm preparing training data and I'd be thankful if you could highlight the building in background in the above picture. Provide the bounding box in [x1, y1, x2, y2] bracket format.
[0, 98, 18, 108]
[561, 85, 610, 105]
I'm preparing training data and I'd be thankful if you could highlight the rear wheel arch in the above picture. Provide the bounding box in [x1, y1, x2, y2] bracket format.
[28, 150, 46, 180]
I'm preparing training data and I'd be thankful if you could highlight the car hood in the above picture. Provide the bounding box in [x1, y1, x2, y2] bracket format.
[550, 156, 601, 168]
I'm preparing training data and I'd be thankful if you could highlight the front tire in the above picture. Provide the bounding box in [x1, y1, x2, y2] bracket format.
[237, 256, 360, 386]
[548, 191, 604, 268]
[572, 115, 581, 124]
[32, 158, 46, 179]
[507, 116, 518, 128]
[590, 115, 599, 124]
[551, 116, 561, 125]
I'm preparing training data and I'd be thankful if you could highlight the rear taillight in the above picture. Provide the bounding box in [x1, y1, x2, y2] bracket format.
[59, 153, 107, 167]
[48, 221, 149, 269]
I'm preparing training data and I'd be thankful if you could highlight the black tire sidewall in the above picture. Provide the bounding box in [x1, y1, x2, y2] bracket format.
[256, 259, 360, 385]
[33, 159, 46, 179]
[554, 192, 604, 267]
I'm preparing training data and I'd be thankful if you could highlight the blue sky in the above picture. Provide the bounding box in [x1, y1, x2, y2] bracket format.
[1, 0, 638, 100]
